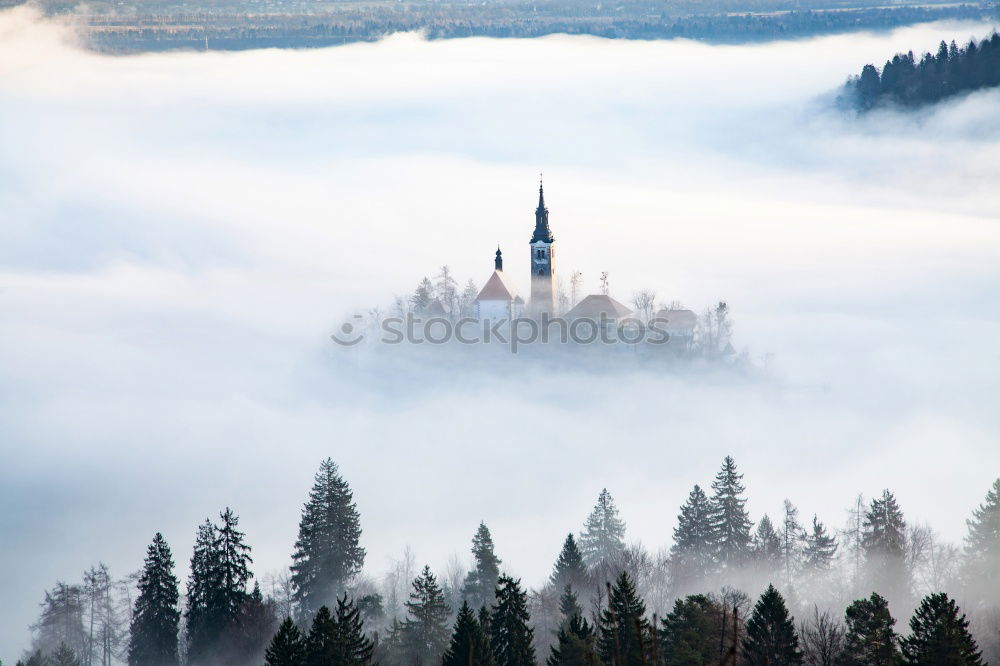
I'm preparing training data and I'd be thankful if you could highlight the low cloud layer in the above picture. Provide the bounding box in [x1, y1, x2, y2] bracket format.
[1, 7, 999, 658]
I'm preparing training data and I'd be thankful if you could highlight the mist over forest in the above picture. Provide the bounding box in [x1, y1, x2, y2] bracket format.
[20, 457, 1000, 665]
[1, 6, 999, 664]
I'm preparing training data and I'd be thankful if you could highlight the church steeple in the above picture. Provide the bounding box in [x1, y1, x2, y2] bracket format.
[495, 246, 503, 271]
[529, 176, 556, 317]
[531, 177, 554, 243]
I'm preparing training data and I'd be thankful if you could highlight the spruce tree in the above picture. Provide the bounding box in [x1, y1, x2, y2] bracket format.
[291, 459, 366, 618]
[478, 605, 492, 644]
[558, 586, 583, 624]
[443, 601, 495, 666]
[265, 617, 306, 666]
[752, 515, 782, 573]
[331, 595, 376, 665]
[185, 519, 217, 663]
[462, 522, 502, 612]
[899, 593, 983, 666]
[802, 516, 838, 572]
[402, 566, 452, 665]
[411, 278, 435, 311]
[579, 489, 626, 568]
[862, 491, 909, 606]
[186, 509, 254, 663]
[211, 507, 254, 629]
[658, 594, 724, 666]
[129, 533, 180, 666]
[305, 606, 338, 666]
[550, 534, 588, 593]
[670, 485, 716, 589]
[489, 575, 536, 666]
[741, 585, 802, 666]
[841, 592, 899, 666]
[596, 572, 651, 666]
[708, 457, 752, 569]
[547, 614, 596, 666]
[960, 478, 1000, 606]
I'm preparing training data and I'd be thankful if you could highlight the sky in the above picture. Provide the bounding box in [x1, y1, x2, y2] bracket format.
[1, 7, 1000, 658]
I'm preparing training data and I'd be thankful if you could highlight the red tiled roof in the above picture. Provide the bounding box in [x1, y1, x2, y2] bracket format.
[475, 270, 518, 302]
[565, 294, 633, 320]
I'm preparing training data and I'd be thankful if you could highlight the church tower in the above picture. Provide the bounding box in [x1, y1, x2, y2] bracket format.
[529, 178, 556, 316]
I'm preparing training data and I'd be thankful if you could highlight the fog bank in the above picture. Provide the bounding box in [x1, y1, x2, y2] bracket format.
[1, 8, 999, 658]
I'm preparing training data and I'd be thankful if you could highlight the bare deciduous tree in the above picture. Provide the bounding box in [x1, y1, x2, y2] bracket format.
[799, 606, 845, 666]
[631, 290, 657, 323]
[569, 270, 583, 307]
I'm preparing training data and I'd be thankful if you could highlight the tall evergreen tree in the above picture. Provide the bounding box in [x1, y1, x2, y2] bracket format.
[862, 490, 909, 606]
[752, 515, 783, 574]
[264, 617, 306, 666]
[960, 477, 1000, 606]
[128, 533, 180, 666]
[596, 572, 651, 666]
[557, 586, 582, 625]
[291, 459, 366, 619]
[799, 515, 838, 603]
[304, 606, 337, 666]
[462, 523, 502, 612]
[402, 566, 452, 665]
[211, 508, 254, 629]
[708, 457, 753, 569]
[185, 519, 217, 663]
[802, 516, 838, 573]
[899, 593, 983, 666]
[489, 575, 536, 666]
[579, 489, 626, 568]
[443, 601, 494, 666]
[186, 509, 254, 664]
[550, 534, 588, 593]
[670, 485, 716, 589]
[314, 594, 375, 666]
[547, 614, 596, 666]
[841, 592, 899, 666]
[658, 594, 725, 666]
[741, 585, 802, 666]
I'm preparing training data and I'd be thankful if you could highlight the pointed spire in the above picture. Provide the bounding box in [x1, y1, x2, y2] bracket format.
[531, 175, 554, 243]
[495, 245, 503, 271]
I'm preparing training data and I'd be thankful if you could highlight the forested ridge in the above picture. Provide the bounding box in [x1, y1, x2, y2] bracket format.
[16, 457, 1000, 666]
[845, 32, 1000, 110]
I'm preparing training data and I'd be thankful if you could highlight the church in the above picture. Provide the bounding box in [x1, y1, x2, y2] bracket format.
[473, 180, 635, 325]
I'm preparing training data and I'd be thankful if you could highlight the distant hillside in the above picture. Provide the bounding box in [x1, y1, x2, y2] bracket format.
[13, 0, 999, 53]
[844, 32, 1000, 111]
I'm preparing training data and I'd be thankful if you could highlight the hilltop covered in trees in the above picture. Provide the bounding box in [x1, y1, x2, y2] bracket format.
[844, 32, 1000, 111]
[18, 458, 1000, 666]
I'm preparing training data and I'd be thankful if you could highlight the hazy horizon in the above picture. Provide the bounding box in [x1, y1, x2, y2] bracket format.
[1, 8, 999, 659]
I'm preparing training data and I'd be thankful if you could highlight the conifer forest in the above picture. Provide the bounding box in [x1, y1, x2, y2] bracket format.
[15, 457, 1000, 666]
[845, 32, 1000, 110]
